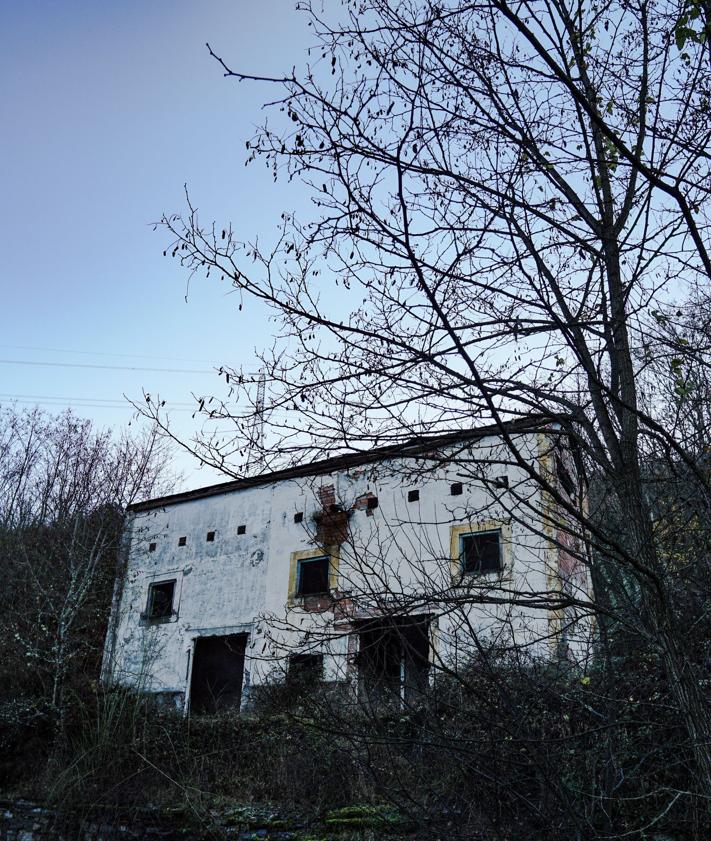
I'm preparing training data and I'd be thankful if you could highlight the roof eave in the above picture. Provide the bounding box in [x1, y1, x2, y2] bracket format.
[127, 415, 552, 513]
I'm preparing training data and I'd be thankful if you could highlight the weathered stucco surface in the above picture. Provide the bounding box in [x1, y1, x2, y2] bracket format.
[103, 430, 593, 708]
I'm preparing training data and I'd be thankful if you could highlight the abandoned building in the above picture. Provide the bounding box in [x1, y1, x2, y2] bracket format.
[101, 418, 593, 713]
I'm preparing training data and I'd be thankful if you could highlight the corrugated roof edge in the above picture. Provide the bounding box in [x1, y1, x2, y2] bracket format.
[128, 415, 551, 513]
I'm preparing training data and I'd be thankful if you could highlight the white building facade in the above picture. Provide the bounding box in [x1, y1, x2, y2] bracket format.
[102, 420, 593, 713]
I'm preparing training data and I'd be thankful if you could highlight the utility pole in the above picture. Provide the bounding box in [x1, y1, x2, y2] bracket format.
[248, 370, 266, 471]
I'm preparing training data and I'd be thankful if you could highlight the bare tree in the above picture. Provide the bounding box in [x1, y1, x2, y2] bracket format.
[0, 406, 175, 724]
[147, 0, 711, 823]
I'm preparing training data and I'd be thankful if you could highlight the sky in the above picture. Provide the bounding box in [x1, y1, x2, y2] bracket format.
[0, 0, 314, 490]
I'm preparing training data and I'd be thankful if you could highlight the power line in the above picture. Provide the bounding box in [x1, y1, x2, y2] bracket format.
[0, 397, 197, 412]
[0, 343, 220, 366]
[0, 393, 195, 408]
[0, 358, 215, 374]
[0, 357, 265, 376]
[0, 398, 133, 410]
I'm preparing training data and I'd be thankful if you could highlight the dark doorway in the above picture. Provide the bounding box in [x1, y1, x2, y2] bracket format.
[356, 616, 430, 709]
[189, 633, 248, 715]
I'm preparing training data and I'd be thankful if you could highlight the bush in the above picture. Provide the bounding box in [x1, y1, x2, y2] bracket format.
[2, 646, 708, 839]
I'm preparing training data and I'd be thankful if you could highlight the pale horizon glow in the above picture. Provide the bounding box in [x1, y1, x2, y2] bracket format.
[0, 0, 313, 491]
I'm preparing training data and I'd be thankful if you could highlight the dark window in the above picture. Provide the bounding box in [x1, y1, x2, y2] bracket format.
[407, 489, 420, 502]
[178, 536, 187, 547]
[294, 511, 304, 523]
[461, 530, 502, 575]
[556, 457, 575, 496]
[206, 530, 215, 542]
[288, 653, 323, 685]
[237, 524, 246, 535]
[494, 475, 509, 488]
[450, 482, 463, 496]
[147, 580, 175, 620]
[148, 542, 157, 553]
[297, 556, 330, 596]
[366, 496, 379, 510]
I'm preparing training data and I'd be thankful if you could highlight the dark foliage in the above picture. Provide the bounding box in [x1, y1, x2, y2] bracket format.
[0, 636, 705, 839]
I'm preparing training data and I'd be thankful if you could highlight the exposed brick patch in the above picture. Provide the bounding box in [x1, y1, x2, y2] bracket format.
[313, 485, 351, 546]
[354, 491, 378, 516]
[316, 484, 336, 509]
[301, 593, 334, 613]
[333, 595, 355, 621]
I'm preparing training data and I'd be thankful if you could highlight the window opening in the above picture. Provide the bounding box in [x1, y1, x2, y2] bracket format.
[294, 511, 304, 523]
[146, 580, 176, 620]
[460, 530, 502, 575]
[237, 524, 246, 535]
[366, 496, 379, 510]
[450, 482, 463, 496]
[148, 542, 157, 553]
[178, 536, 187, 547]
[556, 457, 575, 496]
[206, 530, 215, 542]
[297, 555, 330, 596]
[407, 489, 420, 502]
[288, 653, 324, 686]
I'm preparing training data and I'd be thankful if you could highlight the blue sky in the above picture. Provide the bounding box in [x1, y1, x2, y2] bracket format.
[0, 1, 313, 488]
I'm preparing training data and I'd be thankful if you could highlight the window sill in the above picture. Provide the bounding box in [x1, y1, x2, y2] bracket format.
[140, 612, 178, 626]
[463, 567, 503, 577]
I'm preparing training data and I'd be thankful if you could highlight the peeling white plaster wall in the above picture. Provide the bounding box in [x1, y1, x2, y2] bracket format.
[103, 431, 593, 707]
